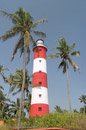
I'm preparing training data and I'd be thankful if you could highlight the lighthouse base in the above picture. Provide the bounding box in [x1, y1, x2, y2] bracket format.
[29, 104, 49, 117]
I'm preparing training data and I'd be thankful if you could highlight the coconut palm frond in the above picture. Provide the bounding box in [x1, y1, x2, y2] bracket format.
[9, 85, 16, 93]
[69, 43, 76, 52]
[11, 36, 24, 61]
[55, 40, 59, 42]
[53, 46, 63, 52]
[0, 73, 8, 82]
[32, 30, 46, 37]
[0, 25, 23, 41]
[32, 18, 48, 28]
[63, 61, 67, 74]
[79, 95, 86, 104]
[58, 59, 64, 69]
[0, 86, 4, 90]
[2, 68, 9, 71]
[30, 35, 37, 50]
[0, 65, 9, 71]
[12, 89, 21, 96]
[0, 10, 19, 24]
[71, 51, 80, 56]
[68, 58, 80, 72]
[47, 53, 60, 59]
[58, 59, 67, 74]
[58, 37, 67, 48]
[0, 10, 12, 17]
[30, 35, 36, 45]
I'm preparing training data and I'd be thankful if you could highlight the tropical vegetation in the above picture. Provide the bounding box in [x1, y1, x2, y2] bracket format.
[79, 95, 86, 114]
[0, 112, 86, 130]
[0, 7, 47, 130]
[0, 6, 85, 130]
[47, 37, 80, 113]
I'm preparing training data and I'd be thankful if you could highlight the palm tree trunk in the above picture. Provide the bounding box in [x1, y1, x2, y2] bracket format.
[18, 45, 26, 130]
[66, 61, 72, 113]
[22, 90, 25, 116]
[84, 105, 85, 115]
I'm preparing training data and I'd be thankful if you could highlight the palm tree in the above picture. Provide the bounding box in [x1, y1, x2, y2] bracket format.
[0, 86, 5, 109]
[0, 85, 4, 91]
[24, 93, 31, 117]
[54, 105, 62, 113]
[9, 98, 20, 118]
[0, 65, 9, 116]
[0, 65, 8, 82]
[9, 69, 32, 116]
[0, 8, 47, 129]
[9, 69, 31, 96]
[79, 95, 86, 114]
[47, 37, 80, 112]
[0, 86, 10, 119]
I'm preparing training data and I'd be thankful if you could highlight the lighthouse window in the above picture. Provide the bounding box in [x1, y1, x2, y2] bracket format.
[38, 107, 42, 111]
[39, 70, 41, 73]
[39, 82, 42, 85]
[39, 49, 41, 51]
[39, 94, 42, 98]
[39, 60, 41, 62]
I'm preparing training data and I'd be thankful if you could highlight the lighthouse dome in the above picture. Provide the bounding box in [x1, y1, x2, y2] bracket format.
[36, 39, 47, 49]
[36, 39, 44, 44]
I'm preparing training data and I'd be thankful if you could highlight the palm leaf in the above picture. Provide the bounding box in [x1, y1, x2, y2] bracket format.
[59, 37, 68, 48]
[55, 40, 59, 42]
[70, 51, 80, 56]
[2, 68, 9, 71]
[0, 73, 8, 82]
[47, 53, 60, 59]
[19, 46, 24, 58]
[0, 25, 23, 41]
[58, 59, 67, 74]
[58, 59, 64, 69]
[9, 85, 16, 93]
[0, 10, 19, 24]
[31, 18, 48, 28]
[32, 30, 46, 37]
[12, 89, 21, 95]
[69, 43, 76, 52]
[30, 35, 36, 46]
[11, 36, 24, 61]
[0, 86, 4, 90]
[68, 58, 80, 72]
[53, 47, 63, 52]
[30, 35, 38, 51]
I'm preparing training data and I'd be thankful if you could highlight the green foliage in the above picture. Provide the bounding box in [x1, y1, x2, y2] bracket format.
[47, 37, 80, 73]
[0, 125, 13, 130]
[79, 95, 86, 104]
[3, 112, 86, 130]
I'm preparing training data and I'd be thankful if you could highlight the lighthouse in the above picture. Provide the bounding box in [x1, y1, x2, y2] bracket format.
[29, 39, 49, 116]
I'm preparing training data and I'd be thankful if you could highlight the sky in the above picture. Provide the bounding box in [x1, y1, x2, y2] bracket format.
[0, 0, 86, 112]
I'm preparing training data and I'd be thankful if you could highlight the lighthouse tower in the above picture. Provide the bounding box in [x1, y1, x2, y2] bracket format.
[29, 39, 49, 116]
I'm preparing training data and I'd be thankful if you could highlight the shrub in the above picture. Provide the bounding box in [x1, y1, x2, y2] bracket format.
[3, 112, 86, 130]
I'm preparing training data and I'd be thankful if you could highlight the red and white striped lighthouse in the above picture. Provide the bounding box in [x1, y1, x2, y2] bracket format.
[29, 39, 49, 117]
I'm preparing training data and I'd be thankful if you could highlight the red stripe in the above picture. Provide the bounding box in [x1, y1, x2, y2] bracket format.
[29, 104, 49, 117]
[32, 72, 47, 88]
[33, 46, 47, 59]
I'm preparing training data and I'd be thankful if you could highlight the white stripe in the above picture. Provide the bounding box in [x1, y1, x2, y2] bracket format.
[31, 87, 48, 104]
[33, 58, 47, 73]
